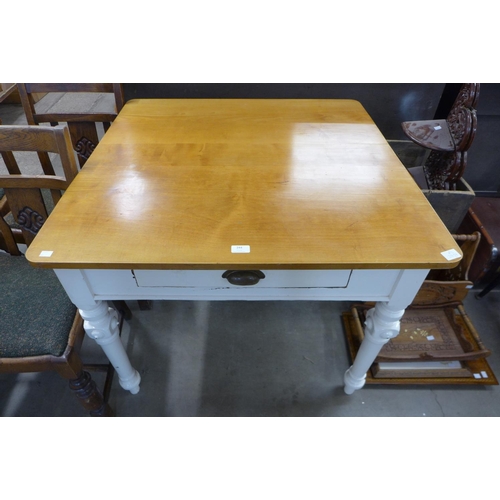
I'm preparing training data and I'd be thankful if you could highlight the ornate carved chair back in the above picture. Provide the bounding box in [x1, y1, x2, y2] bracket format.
[450, 83, 480, 113]
[17, 84, 124, 168]
[446, 106, 476, 152]
[424, 105, 477, 189]
[423, 150, 462, 190]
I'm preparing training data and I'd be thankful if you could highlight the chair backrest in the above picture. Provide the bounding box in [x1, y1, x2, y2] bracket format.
[450, 83, 480, 112]
[412, 232, 481, 306]
[446, 106, 477, 152]
[445, 83, 479, 153]
[17, 83, 124, 168]
[426, 232, 481, 282]
[0, 125, 77, 253]
[424, 149, 463, 190]
[425, 105, 477, 189]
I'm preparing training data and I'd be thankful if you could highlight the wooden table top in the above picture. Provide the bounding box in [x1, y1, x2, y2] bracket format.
[26, 99, 461, 270]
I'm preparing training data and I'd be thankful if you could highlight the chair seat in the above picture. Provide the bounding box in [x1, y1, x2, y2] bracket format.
[401, 119, 454, 151]
[0, 253, 76, 358]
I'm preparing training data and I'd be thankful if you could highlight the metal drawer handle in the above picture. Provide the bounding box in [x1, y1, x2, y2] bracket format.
[222, 270, 265, 286]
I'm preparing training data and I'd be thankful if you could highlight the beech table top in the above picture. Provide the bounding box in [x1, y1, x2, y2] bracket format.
[26, 99, 461, 270]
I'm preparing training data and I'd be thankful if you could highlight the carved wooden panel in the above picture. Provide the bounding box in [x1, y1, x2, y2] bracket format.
[451, 83, 480, 111]
[424, 150, 463, 189]
[446, 106, 473, 151]
[75, 137, 96, 160]
[68, 122, 100, 168]
[17, 206, 45, 234]
[5, 187, 48, 246]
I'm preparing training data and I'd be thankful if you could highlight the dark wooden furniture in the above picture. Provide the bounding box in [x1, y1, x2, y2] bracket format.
[403, 83, 479, 190]
[458, 197, 500, 286]
[0, 84, 17, 104]
[0, 124, 115, 416]
[17, 83, 124, 169]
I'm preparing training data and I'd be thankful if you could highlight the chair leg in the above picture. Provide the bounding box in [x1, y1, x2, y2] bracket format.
[138, 300, 153, 310]
[68, 371, 114, 417]
[112, 300, 133, 320]
[476, 271, 500, 299]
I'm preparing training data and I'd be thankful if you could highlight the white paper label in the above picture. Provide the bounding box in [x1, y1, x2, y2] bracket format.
[426, 335, 435, 341]
[434, 125, 442, 130]
[441, 249, 461, 261]
[39, 251, 53, 257]
[231, 245, 250, 254]
[473, 373, 481, 379]
[481, 371, 488, 378]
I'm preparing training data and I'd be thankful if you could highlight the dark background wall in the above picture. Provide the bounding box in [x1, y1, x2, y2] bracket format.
[123, 83, 499, 196]
[123, 83, 444, 139]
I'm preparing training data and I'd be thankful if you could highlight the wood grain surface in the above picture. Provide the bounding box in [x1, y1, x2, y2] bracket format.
[26, 99, 462, 270]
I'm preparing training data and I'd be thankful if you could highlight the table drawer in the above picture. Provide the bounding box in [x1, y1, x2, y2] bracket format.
[132, 269, 352, 289]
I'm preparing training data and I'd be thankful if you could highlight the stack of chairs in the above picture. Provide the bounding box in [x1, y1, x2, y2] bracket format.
[15, 83, 148, 314]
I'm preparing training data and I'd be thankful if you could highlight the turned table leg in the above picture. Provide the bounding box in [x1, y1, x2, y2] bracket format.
[79, 301, 141, 394]
[344, 302, 404, 394]
[54, 269, 141, 395]
[343, 269, 429, 394]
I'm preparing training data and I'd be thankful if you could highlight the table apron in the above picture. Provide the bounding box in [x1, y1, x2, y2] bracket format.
[59, 268, 422, 302]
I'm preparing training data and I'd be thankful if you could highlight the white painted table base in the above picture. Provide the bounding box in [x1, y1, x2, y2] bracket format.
[54, 267, 430, 395]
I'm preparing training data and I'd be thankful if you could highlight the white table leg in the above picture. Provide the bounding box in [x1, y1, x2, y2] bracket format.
[343, 268, 429, 394]
[80, 301, 141, 394]
[54, 269, 141, 394]
[344, 302, 404, 394]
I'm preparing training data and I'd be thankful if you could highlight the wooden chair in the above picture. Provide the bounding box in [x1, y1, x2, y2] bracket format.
[0, 117, 14, 220]
[402, 83, 479, 190]
[16, 84, 151, 312]
[17, 83, 124, 169]
[0, 124, 115, 416]
[0, 121, 79, 253]
[402, 83, 479, 152]
[415, 232, 481, 305]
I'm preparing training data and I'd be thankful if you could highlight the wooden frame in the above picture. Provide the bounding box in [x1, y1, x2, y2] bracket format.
[17, 83, 124, 169]
[0, 83, 17, 104]
[342, 306, 497, 385]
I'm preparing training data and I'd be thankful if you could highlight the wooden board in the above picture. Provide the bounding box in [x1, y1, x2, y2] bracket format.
[0, 84, 46, 104]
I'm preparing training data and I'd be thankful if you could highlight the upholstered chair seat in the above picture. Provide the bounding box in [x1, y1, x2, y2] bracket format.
[0, 253, 75, 358]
